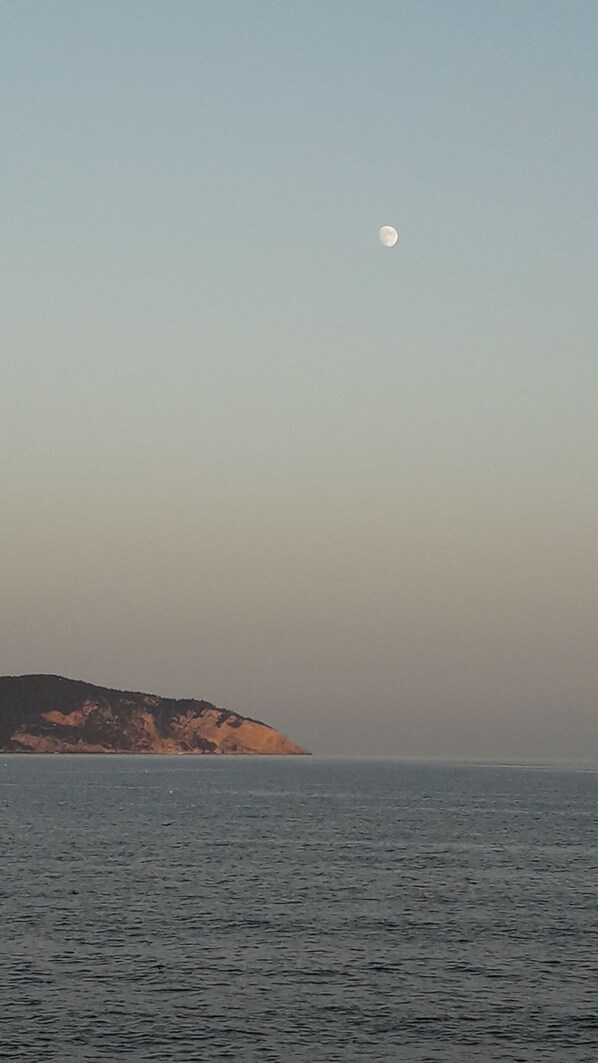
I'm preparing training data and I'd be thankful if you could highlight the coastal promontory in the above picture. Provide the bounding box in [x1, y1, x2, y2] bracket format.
[0, 674, 309, 755]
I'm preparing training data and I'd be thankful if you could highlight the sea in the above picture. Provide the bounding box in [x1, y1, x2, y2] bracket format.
[1, 756, 596, 1063]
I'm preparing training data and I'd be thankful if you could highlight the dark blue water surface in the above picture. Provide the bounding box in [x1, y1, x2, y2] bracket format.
[1, 756, 596, 1062]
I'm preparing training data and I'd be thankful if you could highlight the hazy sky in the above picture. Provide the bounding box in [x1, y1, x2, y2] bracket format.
[2, 1, 596, 759]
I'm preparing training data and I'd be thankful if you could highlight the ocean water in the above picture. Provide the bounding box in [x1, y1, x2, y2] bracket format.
[0, 756, 596, 1063]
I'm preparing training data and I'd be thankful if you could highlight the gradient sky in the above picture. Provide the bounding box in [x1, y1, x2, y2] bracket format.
[1, 1, 596, 759]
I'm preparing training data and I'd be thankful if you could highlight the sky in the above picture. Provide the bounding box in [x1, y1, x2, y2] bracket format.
[1, 0, 596, 760]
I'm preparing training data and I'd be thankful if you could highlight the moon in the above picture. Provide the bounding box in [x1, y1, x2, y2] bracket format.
[378, 225, 398, 248]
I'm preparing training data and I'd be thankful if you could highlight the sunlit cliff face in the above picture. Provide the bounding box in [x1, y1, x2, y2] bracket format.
[0, 675, 309, 755]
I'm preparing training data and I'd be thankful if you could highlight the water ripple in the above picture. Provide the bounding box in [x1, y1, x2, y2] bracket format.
[1, 757, 597, 1062]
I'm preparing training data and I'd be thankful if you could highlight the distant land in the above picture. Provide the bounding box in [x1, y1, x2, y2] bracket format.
[0, 675, 309, 755]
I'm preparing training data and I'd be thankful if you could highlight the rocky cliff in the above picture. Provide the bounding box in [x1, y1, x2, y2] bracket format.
[0, 675, 309, 755]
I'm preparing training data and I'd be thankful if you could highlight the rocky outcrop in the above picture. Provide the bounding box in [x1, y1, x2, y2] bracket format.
[0, 675, 309, 755]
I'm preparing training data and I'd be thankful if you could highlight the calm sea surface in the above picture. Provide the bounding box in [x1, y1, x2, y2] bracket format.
[1, 756, 596, 1063]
